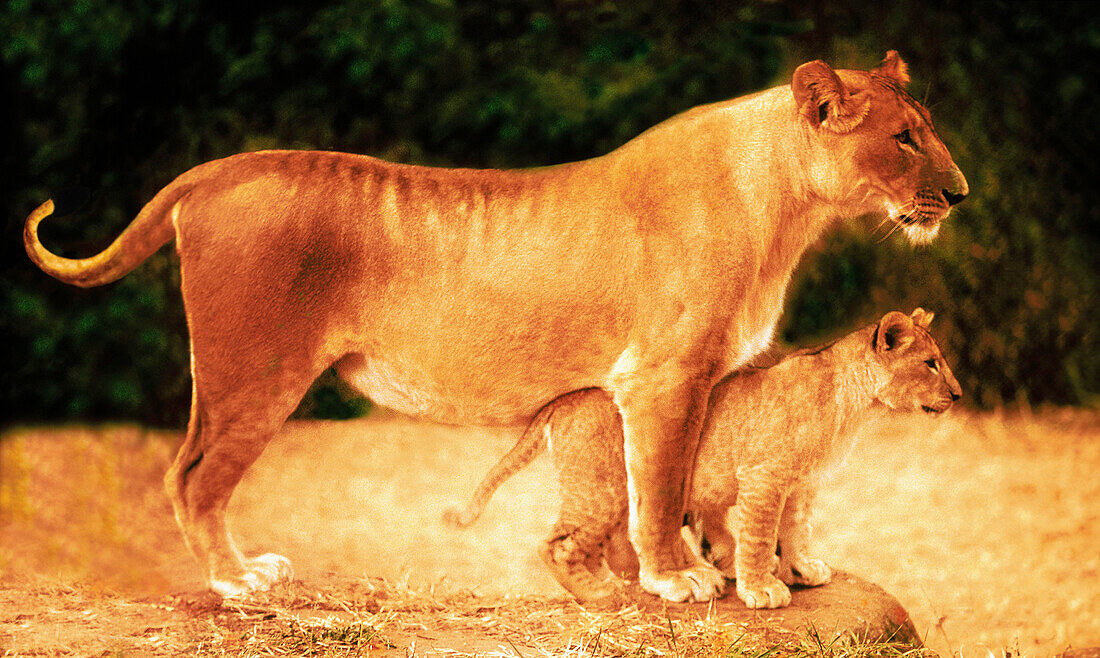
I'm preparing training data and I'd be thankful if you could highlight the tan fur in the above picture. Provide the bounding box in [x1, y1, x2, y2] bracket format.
[23, 52, 966, 601]
[447, 310, 961, 606]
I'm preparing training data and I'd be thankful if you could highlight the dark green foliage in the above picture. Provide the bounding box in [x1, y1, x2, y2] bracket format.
[1, 1, 1096, 426]
[291, 369, 373, 421]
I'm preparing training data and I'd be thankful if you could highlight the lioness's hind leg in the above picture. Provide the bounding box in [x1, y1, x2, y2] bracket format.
[165, 362, 321, 597]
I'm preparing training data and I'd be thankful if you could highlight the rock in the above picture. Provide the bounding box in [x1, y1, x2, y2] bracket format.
[626, 571, 920, 646]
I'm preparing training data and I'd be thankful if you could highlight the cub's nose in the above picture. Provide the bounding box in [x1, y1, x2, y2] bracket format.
[943, 189, 967, 206]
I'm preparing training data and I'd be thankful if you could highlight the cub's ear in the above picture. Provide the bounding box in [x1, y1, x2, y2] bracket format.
[874, 311, 916, 354]
[872, 50, 911, 87]
[792, 59, 870, 133]
[910, 307, 934, 329]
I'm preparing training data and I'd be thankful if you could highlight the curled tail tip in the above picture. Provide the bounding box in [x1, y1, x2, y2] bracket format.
[24, 199, 55, 250]
[28, 199, 55, 224]
[24, 191, 175, 288]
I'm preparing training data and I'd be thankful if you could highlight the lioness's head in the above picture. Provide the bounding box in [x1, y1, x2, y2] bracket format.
[792, 51, 969, 245]
[871, 308, 961, 414]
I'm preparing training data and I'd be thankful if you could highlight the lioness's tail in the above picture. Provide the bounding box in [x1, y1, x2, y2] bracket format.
[24, 184, 190, 288]
[442, 405, 554, 528]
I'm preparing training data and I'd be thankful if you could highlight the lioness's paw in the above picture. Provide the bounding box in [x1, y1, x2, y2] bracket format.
[779, 555, 831, 587]
[736, 574, 791, 609]
[639, 562, 725, 602]
[211, 553, 294, 598]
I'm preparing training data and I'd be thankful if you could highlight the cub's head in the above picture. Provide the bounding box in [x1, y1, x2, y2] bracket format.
[871, 308, 961, 414]
[792, 51, 969, 245]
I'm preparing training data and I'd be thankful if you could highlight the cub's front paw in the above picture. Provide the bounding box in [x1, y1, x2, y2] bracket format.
[639, 562, 725, 602]
[736, 574, 791, 609]
[779, 555, 831, 587]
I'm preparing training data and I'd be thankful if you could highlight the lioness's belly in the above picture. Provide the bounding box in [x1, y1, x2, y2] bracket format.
[335, 288, 631, 426]
[336, 352, 573, 425]
[332, 267, 787, 426]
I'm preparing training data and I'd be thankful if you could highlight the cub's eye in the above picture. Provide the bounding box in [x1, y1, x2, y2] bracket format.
[895, 129, 917, 149]
[925, 358, 938, 371]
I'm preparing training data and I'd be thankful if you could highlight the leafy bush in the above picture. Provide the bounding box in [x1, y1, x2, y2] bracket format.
[1, 1, 1095, 426]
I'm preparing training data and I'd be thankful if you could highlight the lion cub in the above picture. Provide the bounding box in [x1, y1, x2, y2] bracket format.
[446, 309, 960, 607]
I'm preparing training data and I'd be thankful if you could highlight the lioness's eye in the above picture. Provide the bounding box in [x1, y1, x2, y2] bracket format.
[925, 358, 938, 371]
[895, 129, 916, 148]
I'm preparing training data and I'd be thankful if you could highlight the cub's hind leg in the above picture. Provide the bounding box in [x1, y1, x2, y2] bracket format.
[539, 518, 622, 602]
[776, 486, 831, 587]
[540, 390, 630, 601]
[694, 504, 738, 578]
[605, 522, 640, 581]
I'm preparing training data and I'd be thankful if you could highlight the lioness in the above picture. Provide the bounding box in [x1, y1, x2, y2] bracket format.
[24, 52, 966, 601]
[446, 309, 961, 607]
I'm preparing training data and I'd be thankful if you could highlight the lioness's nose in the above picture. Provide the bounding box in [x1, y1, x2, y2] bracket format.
[943, 168, 969, 206]
[943, 189, 967, 206]
[950, 390, 961, 402]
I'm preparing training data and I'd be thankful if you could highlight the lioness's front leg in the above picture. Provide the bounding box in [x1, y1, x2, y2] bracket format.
[614, 372, 725, 602]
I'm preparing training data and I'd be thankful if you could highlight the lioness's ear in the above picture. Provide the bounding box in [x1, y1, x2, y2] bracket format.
[910, 307, 934, 329]
[792, 59, 870, 133]
[874, 311, 916, 353]
[872, 50, 911, 87]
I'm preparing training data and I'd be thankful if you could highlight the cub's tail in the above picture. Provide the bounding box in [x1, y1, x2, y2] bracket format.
[442, 404, 554, 528]
[24, 184, 190, 288]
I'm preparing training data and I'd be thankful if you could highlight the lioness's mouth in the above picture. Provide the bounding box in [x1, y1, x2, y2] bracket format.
[901, 190, 951, 225]
[902, 219, 942, 246]
[897, 191, 951, 245]
[881, 191, 949, 245]
[921, 403, 949, 414]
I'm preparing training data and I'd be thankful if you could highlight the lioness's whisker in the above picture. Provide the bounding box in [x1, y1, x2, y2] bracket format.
[877, 222, 903, 243]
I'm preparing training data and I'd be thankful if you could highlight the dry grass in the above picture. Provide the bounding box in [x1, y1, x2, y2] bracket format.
[0, 573, 924, 656]
[1, 407, 1097, 656]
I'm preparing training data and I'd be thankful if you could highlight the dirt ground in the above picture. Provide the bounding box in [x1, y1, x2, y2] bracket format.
[1, 406, 1097, 656]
